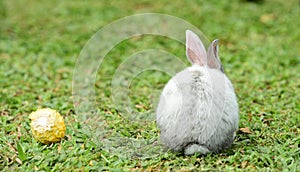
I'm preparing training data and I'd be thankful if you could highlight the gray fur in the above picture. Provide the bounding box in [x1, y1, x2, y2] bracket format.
[156, 30, 239, 155]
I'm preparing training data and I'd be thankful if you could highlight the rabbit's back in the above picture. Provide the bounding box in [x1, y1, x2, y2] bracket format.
[156, 66, 238, 153]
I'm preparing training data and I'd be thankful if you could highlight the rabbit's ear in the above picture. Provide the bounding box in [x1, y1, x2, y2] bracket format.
[186, 30, 207, 66]
[207, 39, 224, 72]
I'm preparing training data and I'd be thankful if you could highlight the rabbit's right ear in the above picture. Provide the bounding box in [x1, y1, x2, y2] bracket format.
[207, 39, 224, 72]
[186, 30, 207, 66]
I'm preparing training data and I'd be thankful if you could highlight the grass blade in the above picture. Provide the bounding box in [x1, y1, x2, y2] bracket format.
[16, 142, 27, 161]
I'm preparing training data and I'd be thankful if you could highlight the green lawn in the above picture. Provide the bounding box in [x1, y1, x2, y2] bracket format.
[1, 0, 299, 171]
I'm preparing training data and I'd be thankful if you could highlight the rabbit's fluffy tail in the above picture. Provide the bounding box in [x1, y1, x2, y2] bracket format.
[184, 144, 211, 155]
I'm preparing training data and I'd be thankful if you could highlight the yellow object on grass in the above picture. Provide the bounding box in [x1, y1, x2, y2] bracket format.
[29, 108, 66, 144]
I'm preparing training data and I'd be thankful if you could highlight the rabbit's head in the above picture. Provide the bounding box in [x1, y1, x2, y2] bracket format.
[186, 30, 224, 73]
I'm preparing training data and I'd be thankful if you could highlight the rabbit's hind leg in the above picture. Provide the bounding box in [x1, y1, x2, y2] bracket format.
[184, 143, 211, 155]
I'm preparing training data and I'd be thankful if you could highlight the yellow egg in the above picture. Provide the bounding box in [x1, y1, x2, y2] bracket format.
[29, 108, 66, 144]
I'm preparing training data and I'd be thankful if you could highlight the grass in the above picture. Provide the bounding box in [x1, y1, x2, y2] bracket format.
[0, 0, 299, 171]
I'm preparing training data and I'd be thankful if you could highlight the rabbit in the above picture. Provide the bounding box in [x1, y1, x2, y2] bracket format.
[156, 30, 239, 155]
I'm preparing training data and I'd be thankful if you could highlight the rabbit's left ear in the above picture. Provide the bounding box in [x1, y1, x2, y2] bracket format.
[207, 39, 224, 72]
[186, 30, 207, 66]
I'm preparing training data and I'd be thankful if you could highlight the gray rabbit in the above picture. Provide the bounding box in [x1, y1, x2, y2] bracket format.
[156, 30, 239, 155]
